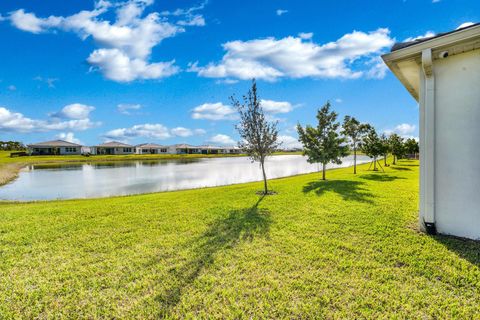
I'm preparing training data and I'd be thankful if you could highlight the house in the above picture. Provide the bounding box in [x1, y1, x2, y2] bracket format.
[27, 140, 82, 155]
[91, 141, 135, 155]
[198, 145, 222, 154]
[382, 23, 480, 240]
[170, 144, 201, 154]
[135, 143, 168, 154]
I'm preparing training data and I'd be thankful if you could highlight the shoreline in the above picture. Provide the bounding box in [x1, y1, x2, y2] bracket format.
[0, 163, 26, 187]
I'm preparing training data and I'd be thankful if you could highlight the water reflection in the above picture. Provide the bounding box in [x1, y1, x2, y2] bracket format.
[0, 155, 370, 201]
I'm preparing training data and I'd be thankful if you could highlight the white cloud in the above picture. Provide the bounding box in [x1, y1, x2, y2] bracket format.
[7, 85, 16, 91]
[365, 56, 389, 79]
[208, 134, 235, 145]
[457, 22, 475, 30]
[51, 103, 94, 119]
[34, 76, 58, 88]
[117, 103, 142, 115]
[260, 99, 293, 114]
[171, 126, 193, 137]
[0, 106, 98, 133]
[298, 32, 313, 40]
[8, 0, 206, 82]
[190, 28, 394, 81]
[404, 31, 435, 42]
[104, 123, 171, 140]
[56, 132, 82, 144]
[87, 48, 179, 82]
[278, 135, 302, 150]
[191, 102, 238, 120]
[103, 123, 205, 140]
[276, 9, 288, 16]
[335, 98, 343, 103]
[384, 123, 417, 138]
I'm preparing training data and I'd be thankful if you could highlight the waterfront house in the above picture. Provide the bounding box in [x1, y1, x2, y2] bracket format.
[135, 143, 168, 154]
[170, 144, 201, 154]
[382, 23, 480, 240]
[27, 140, 82, 155]
[91, 141, 135, 155]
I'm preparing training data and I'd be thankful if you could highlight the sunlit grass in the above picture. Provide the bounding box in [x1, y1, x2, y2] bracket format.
[0, 159, 479, 318]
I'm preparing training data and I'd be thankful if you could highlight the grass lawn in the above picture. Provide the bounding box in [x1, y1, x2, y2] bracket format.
[0, 159, 479, 318]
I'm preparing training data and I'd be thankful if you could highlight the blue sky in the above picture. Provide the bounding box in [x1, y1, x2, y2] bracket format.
[0, 0, 478, 147]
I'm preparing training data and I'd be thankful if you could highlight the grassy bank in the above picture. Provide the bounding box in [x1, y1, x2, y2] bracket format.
[0, 160, 479, 318]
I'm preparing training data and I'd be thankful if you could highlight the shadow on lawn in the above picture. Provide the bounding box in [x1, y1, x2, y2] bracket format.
[391, 166, 412, 171]
[434, 235, 480, 267]
[360, 174, 406, 182]
[302, 180, 374, 204]
[155, 196, 271, 315]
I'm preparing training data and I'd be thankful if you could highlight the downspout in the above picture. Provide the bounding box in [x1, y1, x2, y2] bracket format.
[421, 48, 436, 235]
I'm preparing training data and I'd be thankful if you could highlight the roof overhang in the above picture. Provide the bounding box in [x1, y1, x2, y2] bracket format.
[382, 24, 480, 101]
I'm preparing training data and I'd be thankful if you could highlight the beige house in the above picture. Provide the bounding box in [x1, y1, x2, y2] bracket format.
[135, 143, 168, 154]
[382, 23, 480, 239]
[27, 140, 82, 155]
[91, 141, 134, 155]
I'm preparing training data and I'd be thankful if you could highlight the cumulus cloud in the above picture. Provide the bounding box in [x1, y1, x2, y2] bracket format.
[117, 103, 142, 115]
[50, 103, 95, 119]
[191, 102, 238, 120]
[384, 123, 417, 139]
[8, 0, 206, 82]
[276, 9, 288, 16]
[457, 22, 475, 30]
[260, 99, 293, 114]
[104, 123, 171, 140]
[278, 135, 302, 150]
[298, 32, 313, 40]
[208, 134, 235, 145]
[103, 123, 205, 140]
[404, 31, 436, 42]
[189, 28, 394, 81]
[0, 106, 99, 133]
[56, 132, 82, 144]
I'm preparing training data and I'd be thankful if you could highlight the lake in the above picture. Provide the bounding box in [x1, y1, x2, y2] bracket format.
[0, 155, 371, 201]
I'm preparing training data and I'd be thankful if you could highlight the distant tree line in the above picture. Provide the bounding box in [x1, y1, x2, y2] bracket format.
[0, 140, 26, 151]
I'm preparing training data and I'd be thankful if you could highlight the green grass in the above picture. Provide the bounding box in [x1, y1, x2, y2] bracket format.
[0, 160, 479, 318]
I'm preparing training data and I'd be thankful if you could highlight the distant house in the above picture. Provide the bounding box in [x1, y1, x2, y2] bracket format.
[27, 140, 82, 155]
[382, 23, 480, 240]
[170, 144, 201, 154]
[91, 141, 134, 155]
[135, 143, 168, 154]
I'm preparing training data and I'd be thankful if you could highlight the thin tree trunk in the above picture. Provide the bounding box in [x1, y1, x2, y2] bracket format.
[384, 154, 387, 166]
[261, 160, 268, 194]
[353, 146, 357, 174]
[393, 155, 396, 165]
[322, 163, 326, 180]
[373, 157, 377, 171]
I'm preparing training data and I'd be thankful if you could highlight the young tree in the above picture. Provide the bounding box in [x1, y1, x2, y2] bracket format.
[379, 133, 391, 167]
[231, 79, 279, 195]
[389, 134, 405, 165]
[341, 116, 370, 174]
[362, 128, 383, 171]
[297, 102, 348, 180]
[404, 138, 419, 159]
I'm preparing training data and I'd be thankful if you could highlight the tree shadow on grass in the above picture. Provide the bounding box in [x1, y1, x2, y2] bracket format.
[434, 234, 480, 268]
[391, 166, 412, 171]
[154, 196, 271, 316]
[302, 180, 374, 204]
[360, 174, 406, 182]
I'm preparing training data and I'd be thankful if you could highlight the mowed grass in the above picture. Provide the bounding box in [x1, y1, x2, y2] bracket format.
[0, 160, 479, 318]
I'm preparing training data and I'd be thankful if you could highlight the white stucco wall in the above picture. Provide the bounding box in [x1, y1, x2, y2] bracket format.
[420, 49, 480, 239]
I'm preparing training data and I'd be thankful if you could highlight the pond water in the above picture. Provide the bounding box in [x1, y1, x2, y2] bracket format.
[0, 155, 371, 201]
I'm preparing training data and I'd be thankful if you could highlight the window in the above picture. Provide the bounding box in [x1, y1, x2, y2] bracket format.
[160, 148, 167, 153]
[65, 147, 77, 152]
[123, 148, 132, 153]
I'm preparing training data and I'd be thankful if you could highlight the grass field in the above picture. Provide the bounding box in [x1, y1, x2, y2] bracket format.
[0, 159, 479, 318]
